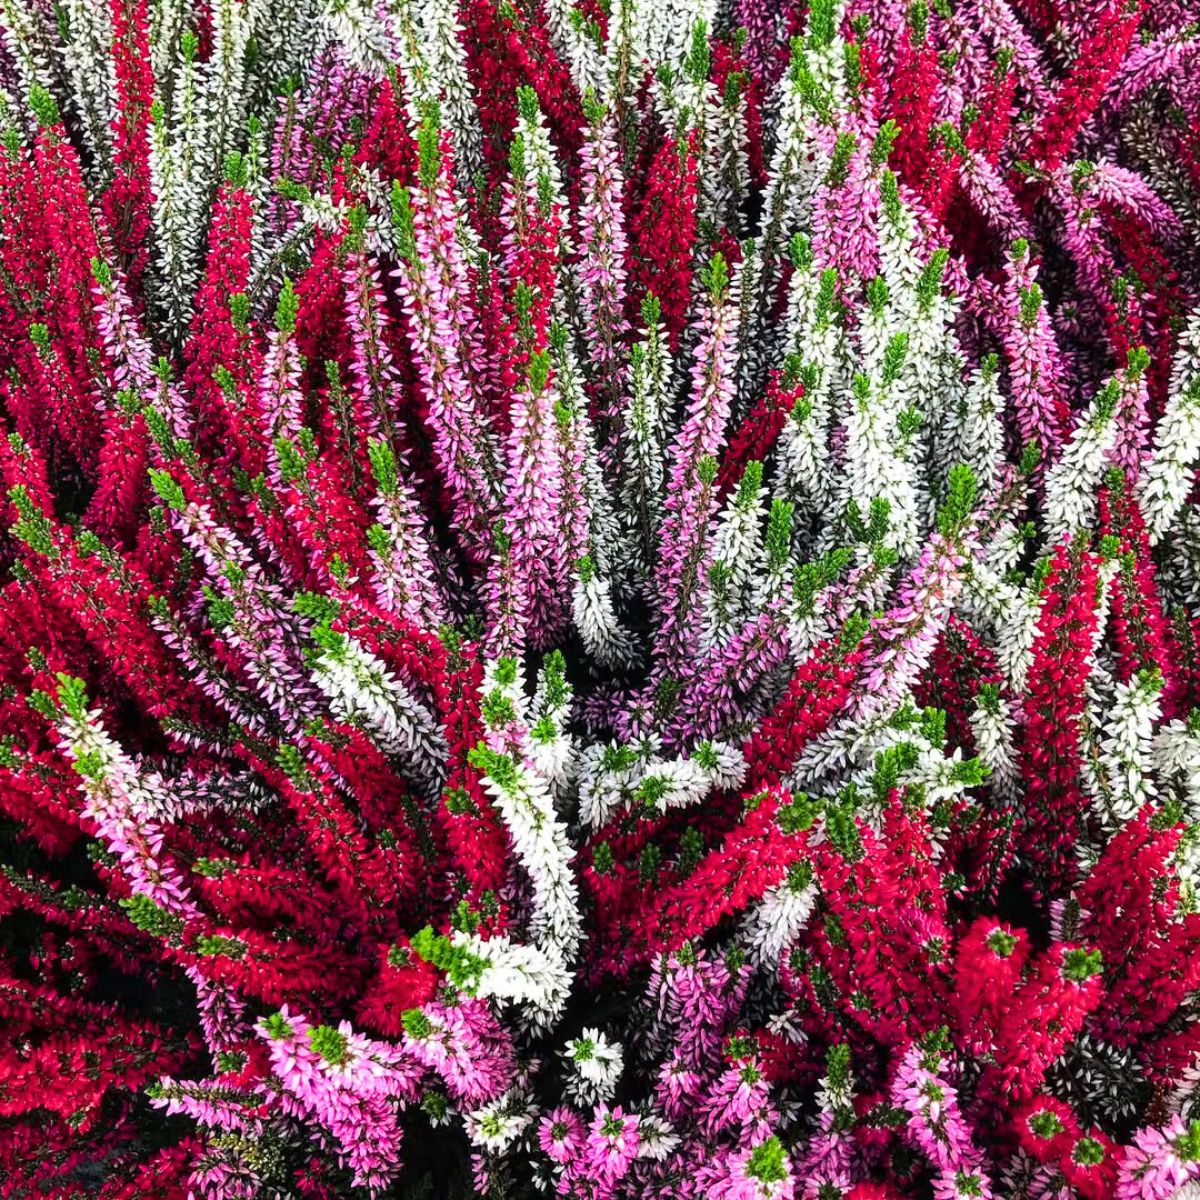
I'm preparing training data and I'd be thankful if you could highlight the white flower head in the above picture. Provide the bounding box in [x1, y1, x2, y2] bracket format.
[562, 1027, 624, 1104]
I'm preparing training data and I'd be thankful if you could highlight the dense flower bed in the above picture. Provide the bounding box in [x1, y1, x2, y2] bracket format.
[1, 0, 1200, 1196]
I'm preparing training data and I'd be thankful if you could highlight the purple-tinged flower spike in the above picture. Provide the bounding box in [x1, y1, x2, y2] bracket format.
[150, 1071, 269, 1137]
[391, 140, 500, 564]
[998, 240, 1068, 465]
[149, 470, 323, 734]
[189, 966, 253, 1063]
[669, 584, 794, 746]
[90, 260, 193, 438]
[364, 436, 448, 626]
[697, 1045, 778, 1141]
[812, 130, 880, 292]
[682, 603, 792, 741]
[893, 1035, 993, 1200]
[652, 252, 738, 687]
[481, 523, 528, 665]
[958, 149, 1035, 245]
[1051, 168, 1126, 332]
[646, 948, 753, 1080]
[492, 350, 566, 656]
[259, 1007, 420, 1194]
[257, 277, 308, 487]
[577, 95, 631, 440]
[412, 114, 487, 381]
[1086, 160, 1186, 245]
[146, 596, 276, 741]
[557, 1105, 641, 1198]
[796, 1043, 857, 1197]
[1101, 29, 1200, 125]
[400, 997, 516, 1105]
[735, 0, 789, 80]
[341, 226, 403, 446]
[37, 673, 201, 921]
[972, 0, 1052, 110]
[547, 335, 594, 577]
[269, 50, 369, 232]
[703, 1135, 796, 1200]
[849, 468, 976, 719]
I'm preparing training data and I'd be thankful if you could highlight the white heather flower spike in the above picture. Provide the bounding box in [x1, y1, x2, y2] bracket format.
[309, 628, 448, 789]
[1139, 310, 1200, 544]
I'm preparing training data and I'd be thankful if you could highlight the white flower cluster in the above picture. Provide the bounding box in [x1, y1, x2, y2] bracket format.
[451, 931, 572, 1028]
[578, 736, 746, 828]
[562, 1028, 624, 1104]
[742, 862, 818, 968]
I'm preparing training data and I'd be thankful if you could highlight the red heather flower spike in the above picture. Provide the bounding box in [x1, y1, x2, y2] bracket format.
[983, 941, 1106, 1104]
[1025, 3, 1144, 174]
[742, 638, 864, 788]
[1102, 912, 1200, 1043]
[102, 0, 155, 294]
[1017, 537, 1103, 896]
[887, 19, 940, 192]
[634, 789, 809, 962]
[461, 0, 583, 191]
[627, 134, 700, 349]
[1076, 805, 1184, 970]
[951, 917, 1031, 1056]
[1098, 483, 1185, 715]
[716, 366, 803, 500]
[810, 797, 951, 1047]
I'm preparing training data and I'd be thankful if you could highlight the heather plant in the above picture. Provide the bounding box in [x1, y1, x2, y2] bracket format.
[0, 0, 1199, 1197]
